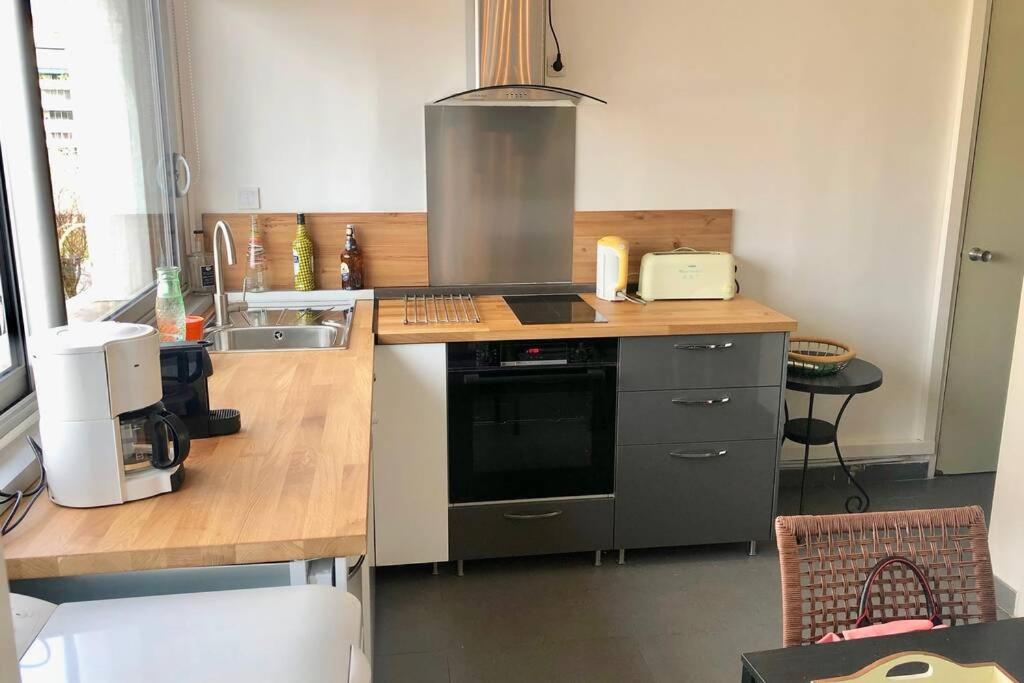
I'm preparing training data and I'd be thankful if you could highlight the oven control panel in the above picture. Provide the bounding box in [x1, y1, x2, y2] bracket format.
[450, 338, 618, 370]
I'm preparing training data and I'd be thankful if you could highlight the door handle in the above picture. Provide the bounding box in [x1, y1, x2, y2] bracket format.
[967, 247, 993, 262]
[671, 396, 731, 406]
[669, 449, 728, 459]
[673, 342, 733, 350]
[172, 152, 191, 197]
[503, 510, 563, 520]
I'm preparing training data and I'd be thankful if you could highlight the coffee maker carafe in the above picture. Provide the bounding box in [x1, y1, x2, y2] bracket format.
[32, 322, 190, 508]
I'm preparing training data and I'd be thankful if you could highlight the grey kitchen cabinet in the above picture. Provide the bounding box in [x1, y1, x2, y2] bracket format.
[615, 439, 778, 549]
[616, 386, 780, 445]
[450, 497, 614, 561]
[618, 332, 785, 391]
[615, 333, 786, 550]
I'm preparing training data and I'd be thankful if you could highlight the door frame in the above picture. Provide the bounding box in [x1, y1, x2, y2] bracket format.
[926, 0, 994, 476]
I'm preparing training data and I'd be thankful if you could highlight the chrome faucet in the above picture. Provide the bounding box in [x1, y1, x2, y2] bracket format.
[211, 220, 247, 327]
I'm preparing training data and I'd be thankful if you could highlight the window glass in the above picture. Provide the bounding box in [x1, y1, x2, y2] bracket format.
[31, 0, 183, 323]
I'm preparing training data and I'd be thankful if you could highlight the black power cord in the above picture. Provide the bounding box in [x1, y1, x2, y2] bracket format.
[0, 437, 47, 535]
[346, 555, 366, 580]
[547, 0, 563, 72]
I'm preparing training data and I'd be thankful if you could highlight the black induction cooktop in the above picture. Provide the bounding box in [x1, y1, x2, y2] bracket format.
[503, 294, 608, 325]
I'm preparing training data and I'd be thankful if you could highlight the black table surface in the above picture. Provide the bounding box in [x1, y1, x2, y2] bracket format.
[786, 358, 883, 395]
[742, 619, 1024, 682]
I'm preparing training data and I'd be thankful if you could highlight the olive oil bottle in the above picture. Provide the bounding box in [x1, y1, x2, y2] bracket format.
[292, 213, 315, 291]
[340, 224, 364, 290]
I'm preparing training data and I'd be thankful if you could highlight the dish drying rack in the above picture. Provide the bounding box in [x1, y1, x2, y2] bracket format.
[403, 294, 481, 325]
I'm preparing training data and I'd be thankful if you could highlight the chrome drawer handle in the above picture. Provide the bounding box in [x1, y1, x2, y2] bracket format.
[503, 510, 563, 521]
[673, 342, 734, 350]
[671, 396, 731, 406]
[670, 449, 728, 459]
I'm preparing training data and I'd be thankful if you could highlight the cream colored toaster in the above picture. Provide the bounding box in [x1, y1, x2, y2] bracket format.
[636, 249, 736, 301]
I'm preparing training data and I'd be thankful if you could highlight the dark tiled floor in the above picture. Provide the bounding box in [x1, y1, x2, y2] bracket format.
[374, 473, 996, 683]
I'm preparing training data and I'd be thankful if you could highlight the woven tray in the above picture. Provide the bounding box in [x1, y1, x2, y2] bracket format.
[788, 336, 856, 376]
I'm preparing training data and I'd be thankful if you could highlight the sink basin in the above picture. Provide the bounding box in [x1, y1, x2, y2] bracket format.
[204, 305, 353, 352]
[207, 325, 338, 351]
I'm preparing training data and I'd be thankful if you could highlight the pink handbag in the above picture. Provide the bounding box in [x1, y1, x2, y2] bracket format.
[817, 556, 946, 644]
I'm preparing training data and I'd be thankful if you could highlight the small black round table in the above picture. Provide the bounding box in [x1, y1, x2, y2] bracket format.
[784, 358, 883, 514]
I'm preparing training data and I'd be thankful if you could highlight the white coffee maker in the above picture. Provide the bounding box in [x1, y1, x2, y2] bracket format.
[32, 322, 190, 508]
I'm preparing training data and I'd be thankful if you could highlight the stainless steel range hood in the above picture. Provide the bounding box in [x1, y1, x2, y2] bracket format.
[439, 0, 604, 104]
[426, 0, 603, 287]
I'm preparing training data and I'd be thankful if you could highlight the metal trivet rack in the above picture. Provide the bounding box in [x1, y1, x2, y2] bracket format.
[403, 293, 481, 325]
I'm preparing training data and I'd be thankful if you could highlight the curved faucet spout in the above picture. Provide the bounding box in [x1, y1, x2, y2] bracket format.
[212, 220, 244, 326]
[213, 220, 236, 267]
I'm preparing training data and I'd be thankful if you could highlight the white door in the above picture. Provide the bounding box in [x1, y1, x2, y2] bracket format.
[939, 0, 1024, 474]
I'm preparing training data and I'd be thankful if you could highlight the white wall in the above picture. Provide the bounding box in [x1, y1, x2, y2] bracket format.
[186, 0, 465, 212]
[989, 280, 1024, 616]
[186, 0, 974, 458]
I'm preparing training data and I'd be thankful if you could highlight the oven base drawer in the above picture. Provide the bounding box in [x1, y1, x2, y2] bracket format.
[449, 497, 614, 561]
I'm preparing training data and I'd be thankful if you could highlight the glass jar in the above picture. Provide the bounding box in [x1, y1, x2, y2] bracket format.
[155, 266, 186, 341]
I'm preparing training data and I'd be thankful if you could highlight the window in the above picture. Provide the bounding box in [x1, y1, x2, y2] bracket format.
[0, 151, 30, 414]
[30, 0, 191, 323]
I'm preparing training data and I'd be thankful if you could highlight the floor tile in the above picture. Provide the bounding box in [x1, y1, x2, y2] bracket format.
[375, 593, 457, 655]
[640, 629, 777, 683]
[449, 636, 654, 683]
[374, 474, 997, 681]
[375, 651, 450, 683]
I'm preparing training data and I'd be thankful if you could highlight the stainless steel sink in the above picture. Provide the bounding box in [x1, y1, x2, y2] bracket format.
[204, 305, 353, 352]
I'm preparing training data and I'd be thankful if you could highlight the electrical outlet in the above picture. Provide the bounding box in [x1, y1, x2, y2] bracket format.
[546, 55, 566, 79]
[237, 186, 260, 210]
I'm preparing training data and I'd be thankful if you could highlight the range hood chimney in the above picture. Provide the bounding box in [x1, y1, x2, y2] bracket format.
[470, 0, 547, 89]
[437, 0, 604, 103]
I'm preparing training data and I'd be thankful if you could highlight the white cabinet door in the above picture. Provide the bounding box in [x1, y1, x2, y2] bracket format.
[372, 344, 448, 566]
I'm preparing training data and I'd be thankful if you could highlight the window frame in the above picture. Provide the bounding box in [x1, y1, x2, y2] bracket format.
[0, 150, 32, 414]
[32, 0, 198, 327]
[104, 0, 195, 326]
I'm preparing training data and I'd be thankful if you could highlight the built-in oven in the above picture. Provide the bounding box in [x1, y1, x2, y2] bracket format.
[447, 338, 618, 504]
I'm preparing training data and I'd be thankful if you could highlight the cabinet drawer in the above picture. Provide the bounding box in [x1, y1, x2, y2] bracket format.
[617, 386, 780, 445]
[615, 439, 777, 549]
[618, 333, 785, 391]
[449, 497, 613, 561]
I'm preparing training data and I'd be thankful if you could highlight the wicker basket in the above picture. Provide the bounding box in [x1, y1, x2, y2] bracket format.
[787, 336, 856, 376]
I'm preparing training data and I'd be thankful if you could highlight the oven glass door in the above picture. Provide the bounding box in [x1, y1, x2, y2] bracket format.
[448, 365, 616, 504]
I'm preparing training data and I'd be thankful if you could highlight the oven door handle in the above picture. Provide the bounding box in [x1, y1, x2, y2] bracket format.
[503, 510, 564, 520]
[462, 369, 606, 385]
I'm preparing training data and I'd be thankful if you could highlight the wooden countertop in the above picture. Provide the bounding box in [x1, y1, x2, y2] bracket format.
[376, 294, 797, 344]
[1, 301, 375, 580]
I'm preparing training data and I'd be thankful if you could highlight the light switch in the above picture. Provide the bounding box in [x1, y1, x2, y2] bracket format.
[237, 186, 260, 210]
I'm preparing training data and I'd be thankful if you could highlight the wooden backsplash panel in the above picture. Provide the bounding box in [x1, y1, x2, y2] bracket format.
[201, 212, 428, 290]
[201, 209, 732, 289]
[571, 209, 733, 283]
